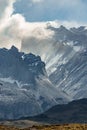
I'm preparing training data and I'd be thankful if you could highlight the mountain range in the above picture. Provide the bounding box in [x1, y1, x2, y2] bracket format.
[0, 45, 70, 120]
[46, 25, 87, 100]
[0, 25, 87, 122]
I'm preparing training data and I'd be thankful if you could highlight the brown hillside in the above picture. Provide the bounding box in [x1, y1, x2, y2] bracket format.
[0, 124, 87, 130]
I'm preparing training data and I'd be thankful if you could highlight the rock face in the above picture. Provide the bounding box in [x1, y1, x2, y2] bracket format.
[0, 46, 70, 120]
[44, 25, 87, 100]
[50, 50, 87, 99]
[0, 46, 45, 84]
[21, 24, 87, 101]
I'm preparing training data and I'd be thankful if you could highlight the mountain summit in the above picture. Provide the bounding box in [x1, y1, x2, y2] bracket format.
[0, 46, 70, 120]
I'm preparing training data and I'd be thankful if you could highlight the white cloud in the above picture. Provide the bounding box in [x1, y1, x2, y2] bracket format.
[0, 0, 15, 22]
[0, 0, 54, 50]
[32, 0, 43, 3]
[0, 0, 86, 62]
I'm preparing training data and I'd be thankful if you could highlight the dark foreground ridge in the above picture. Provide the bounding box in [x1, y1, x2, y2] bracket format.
[26, 98, 87, 124]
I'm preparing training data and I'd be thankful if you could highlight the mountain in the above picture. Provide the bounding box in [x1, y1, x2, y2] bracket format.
[29, 98, 87, 124]
[44, 25, 87, 100]
[0, 25, 87, 120]
[21, 24, 87, 100]
[0, 46, 70, 120]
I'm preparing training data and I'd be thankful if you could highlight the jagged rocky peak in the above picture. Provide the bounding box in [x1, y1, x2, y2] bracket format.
[10, 45, 19, 52]
[23, 53, 45, 67]
[58, 25, 68, 31]
[70, 26, 86, 32]
[8, 45, 20, 57]
[0, 46, 70, 120]
[23, 53, 41, 64]
[0, 46, 46, 83]
[47, 24, 68, 32]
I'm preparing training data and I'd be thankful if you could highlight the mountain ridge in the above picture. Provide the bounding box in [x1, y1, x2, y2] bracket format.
[27, 98, 87, 124]
[0, 46, 70, 120]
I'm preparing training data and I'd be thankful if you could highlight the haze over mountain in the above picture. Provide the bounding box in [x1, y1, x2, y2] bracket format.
[47, 25, 87, 100]
[22, 25, 87, 100]
[0, 0, 86, 51]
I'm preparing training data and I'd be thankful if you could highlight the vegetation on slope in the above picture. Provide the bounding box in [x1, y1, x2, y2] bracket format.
[0, 124, 87, 130]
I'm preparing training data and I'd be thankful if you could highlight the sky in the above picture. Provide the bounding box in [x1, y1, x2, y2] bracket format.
[14, 0, 87, 22]
[0, 0, 87, 61]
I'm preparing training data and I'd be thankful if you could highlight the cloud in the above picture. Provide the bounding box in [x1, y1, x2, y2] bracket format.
[0, 0, 86, 63]
[0, 0, 15, 23]
[0, 0, 55, 51]
[32, 0, 43, 3]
